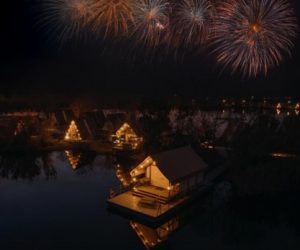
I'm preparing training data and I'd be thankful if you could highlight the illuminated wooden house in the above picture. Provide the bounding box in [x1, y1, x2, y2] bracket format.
[112, 122, 143, 151]
[108, 146, 208, 219]
[130, 146, 207, 203]
[64, 120, 82, 141]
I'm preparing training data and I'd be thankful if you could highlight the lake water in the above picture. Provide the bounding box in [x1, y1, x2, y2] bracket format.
[1, 151, 300, 250]
[0, 151, 205, 250]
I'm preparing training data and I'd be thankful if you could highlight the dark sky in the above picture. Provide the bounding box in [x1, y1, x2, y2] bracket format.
[1, 0, 300, 97]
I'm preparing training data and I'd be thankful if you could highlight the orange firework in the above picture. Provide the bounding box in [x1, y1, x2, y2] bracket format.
[88, 0, 134, 37]
[169, 0, 214, 50]
[131, 0, 170, 48]
[211, 0, 298, 78]
[40, 0, 92, 42]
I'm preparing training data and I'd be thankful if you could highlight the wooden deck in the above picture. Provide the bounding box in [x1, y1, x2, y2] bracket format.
[136, 186, 169, 199]
[107, 165, 228, 223]
[108, 191, 187, 218]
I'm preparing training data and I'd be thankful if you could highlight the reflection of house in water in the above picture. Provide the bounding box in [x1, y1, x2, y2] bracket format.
[65, 150, 82, 169]
[130, 217, 180, 249]
[108, 146, 208, 219]
[112, 122, 143, 151]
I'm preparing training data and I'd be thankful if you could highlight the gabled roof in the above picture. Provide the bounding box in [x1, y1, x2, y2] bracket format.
[54, 109, 76, 129]
[79, 111, 105, 139]
[104, 113, 127, 132]
[152, 146, 208, 184]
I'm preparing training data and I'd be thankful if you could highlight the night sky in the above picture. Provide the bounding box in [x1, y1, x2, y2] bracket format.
[1, 0, 300, 97]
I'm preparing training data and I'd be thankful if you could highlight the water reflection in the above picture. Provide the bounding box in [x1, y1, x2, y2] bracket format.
[111, 163, 213, 249]
[65, 150, 81, 170]
[0, 151, 114, 180]
[0, 152, 41, 180]
[130, 217, 180, 249]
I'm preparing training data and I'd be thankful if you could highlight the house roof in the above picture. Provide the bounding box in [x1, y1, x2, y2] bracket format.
[54, 109, 76, 129]
[152, 146, 208, 184]
[79, 111, 105, 138]
[104, 113, 127, 132]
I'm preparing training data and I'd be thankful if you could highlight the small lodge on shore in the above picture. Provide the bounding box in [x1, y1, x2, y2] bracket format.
[64, 120, 82, 141]
[112, 122, 143, 151]
[108, 146, 208, 219]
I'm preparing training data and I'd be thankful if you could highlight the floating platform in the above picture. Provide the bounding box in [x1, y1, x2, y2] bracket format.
[107, 165, 227, 225]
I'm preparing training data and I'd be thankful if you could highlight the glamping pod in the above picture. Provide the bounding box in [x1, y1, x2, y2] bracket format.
[130, 146, 207, 204]
[112, 122, 143, 151]
[64, 120, 82, 141]
[108, 146, 209, 220]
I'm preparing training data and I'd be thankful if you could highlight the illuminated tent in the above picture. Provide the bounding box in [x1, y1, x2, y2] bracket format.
[65, 120, 82, 141]
[130, 146, 208, 203]
[112, 122, 143, 150]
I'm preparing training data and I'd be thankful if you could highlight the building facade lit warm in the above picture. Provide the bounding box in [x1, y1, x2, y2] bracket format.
[130, 146, 208, 204]
[112, 122, 143, 150]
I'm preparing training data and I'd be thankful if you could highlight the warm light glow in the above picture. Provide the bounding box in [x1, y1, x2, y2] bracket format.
[272, 152, 296, 158]
[130, 156, 153, 177]
[250, 23, 262, 33]
[65, 120, 82, 141]
[114, 122, 143, 150]
[65, 150, 81, 169]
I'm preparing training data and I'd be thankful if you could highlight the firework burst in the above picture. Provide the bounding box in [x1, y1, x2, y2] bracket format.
[40, 0, 92, 42]
[88, 0, 134, 38]
[131, 0, 170, 48]
[211, 0, 298, 77]
[169, 0, 213, 49]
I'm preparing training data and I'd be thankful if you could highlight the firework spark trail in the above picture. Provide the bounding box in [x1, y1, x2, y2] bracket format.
[88, 0, 134, 38]
[169, 0, 213, 49]
[131, 0, 171, 48]
[39, 0, 92, 42]
[211, 0, 298, 78]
